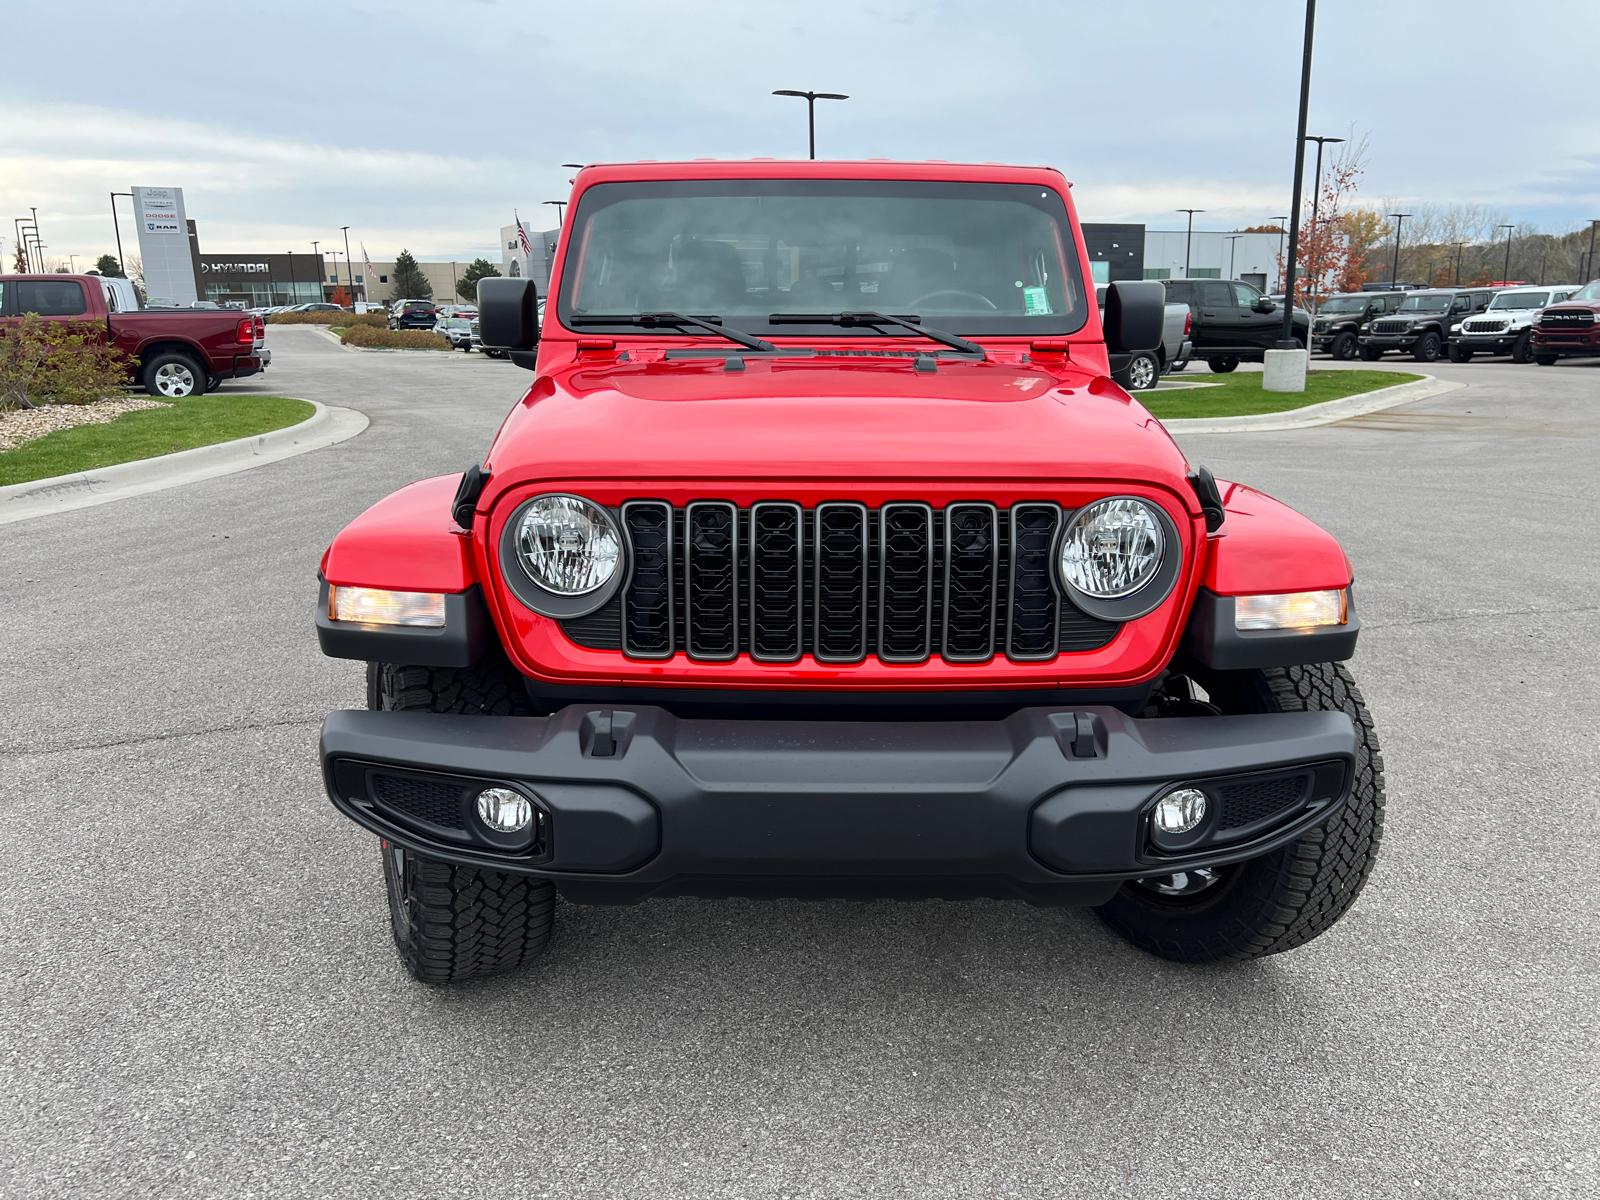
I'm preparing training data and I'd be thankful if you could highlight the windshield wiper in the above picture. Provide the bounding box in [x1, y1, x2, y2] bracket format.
[570, 312, 776, 353]
[768, 311, 984, 356]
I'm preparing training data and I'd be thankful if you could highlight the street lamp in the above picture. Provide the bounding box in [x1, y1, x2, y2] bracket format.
[110, 191, 133, 275]
[287, 249, 298, 304]
[543, 199, 567, 225]
[311, 241, 321, 298]
[1451, 241, 1466, 287]
[772, 90, 849, 160]
[1387, 213, 1410, 284]
[1498, 224, 1514, 284]
[1303, 134, 1344, 303]
[1176, 209, 1204, 278]
[1585, 219, 1600, 281]
[1277, 0, 1317, 347]
[1270, 217, 1289, 291]
[341, 225, 360, 305]
[1224, 235, 1242, 281]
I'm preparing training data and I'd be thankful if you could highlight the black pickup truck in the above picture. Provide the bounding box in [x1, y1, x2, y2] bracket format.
[1311, 291, 1406, 360]
[1162, 278, 1310, 373]
[1360, 288, 1493, 362]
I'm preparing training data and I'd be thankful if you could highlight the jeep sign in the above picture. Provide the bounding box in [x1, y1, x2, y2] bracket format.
[132, 186, 199, 307]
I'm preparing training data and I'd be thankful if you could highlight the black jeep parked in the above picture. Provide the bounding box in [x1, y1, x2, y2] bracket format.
[1311, 291, 1406, 360]
[1359, 288, 1493, 362]
[1162, 278, 1310, 373]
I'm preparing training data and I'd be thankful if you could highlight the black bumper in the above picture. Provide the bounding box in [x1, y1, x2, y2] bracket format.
[1362, 336, 1416, 350]
[320, 703, 1357, 906]
[1453, 335, 1518, 353]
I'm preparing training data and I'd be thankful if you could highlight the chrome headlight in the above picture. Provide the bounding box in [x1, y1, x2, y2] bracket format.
[499, 493, 626, 618]
[1057, 496, 1181, 621]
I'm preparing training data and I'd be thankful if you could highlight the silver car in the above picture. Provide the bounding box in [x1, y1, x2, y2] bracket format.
[434, 315, 476, 350]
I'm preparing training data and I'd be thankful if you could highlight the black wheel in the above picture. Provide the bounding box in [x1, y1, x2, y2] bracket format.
[1448, 342, 1473, 363]
[368, 655, 552, 983]
[1412, 332, 1442, 362]
[1359, 345, 1383, 361]
[1207, 355, 1240, 374]
[142, 352, 208, 398]
[1116, 350, 1160, 391]
[1095, 662, 1385, 963]
[1533, 353, 1558, 366]
[1509, 331, 1533, 365]
[1332, 332, 1357, 361]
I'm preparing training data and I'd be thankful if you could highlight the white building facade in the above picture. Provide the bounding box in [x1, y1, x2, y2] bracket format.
[1142, 230, 1286, 292]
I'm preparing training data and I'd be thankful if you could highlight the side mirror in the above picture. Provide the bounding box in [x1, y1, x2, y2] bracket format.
[1103, 280, 1165, 353]
[1254, 297, 1277, 313]
[478, 277, 540, 356]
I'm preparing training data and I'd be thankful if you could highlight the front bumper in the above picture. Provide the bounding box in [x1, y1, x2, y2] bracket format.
[1532, 332, 1600, 357]
[1454, 334, 1520, 353]
[1361, 334, 1416, 350]
[320, 703, 1356, 906]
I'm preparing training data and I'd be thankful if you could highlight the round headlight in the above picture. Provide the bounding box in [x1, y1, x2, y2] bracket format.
[1059, 497, 1165, 599]
[514, 494, 621, 596]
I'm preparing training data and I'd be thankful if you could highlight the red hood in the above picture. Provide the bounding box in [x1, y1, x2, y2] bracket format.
[482, 354, 1194, 499]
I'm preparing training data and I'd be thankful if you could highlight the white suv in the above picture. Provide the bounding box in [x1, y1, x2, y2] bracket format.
[1451, 285, 1583, 363]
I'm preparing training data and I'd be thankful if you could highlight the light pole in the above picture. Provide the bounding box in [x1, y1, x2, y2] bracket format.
[1451, 241, 1466, 286]
[110, 191, 133, 275]
[311, 241, 321, 298]
[341, 225, 359, 305]
[1585, 219, 1599, 281]
[543, 200, 567, 225]
[772, 90, 849, 160]
[1177, 209, 1204, 278]
[1224, 235, 1242, 281]
[287, 250, 297, 304]
[1387, 213, 1410, 284]
[1498, 224, 1514, 284]
[1277, 0, 1317, 347]
[1303, 134, 1343, 303]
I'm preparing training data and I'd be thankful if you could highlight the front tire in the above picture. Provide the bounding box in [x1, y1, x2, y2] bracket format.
[1207, 355, 1240, 374]
[1332, 332, 1357, 360]
[1448, 342, 1473, 363]
[1510, 331, 1533, 364]
[1359, 345, 1383, 361]
[1412, 332, 1442, 362]
[1533, 353, 1558, 366]
[1095, 662, 1385, 963]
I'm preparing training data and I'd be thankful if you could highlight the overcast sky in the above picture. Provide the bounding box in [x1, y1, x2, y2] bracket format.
[4, 0, 1597, 268]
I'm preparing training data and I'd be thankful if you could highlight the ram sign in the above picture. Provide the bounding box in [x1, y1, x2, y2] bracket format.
[132, 186, 199, 307]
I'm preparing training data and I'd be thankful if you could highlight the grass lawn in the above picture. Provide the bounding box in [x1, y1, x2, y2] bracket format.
[0, 395, 314, 486]
[1140, 369, 1422, 420]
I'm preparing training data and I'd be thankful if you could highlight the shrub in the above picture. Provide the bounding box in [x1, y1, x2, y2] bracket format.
[340, 325, 451, 350]
[268, 310, 387, 327]
[0, 315, 133, 410]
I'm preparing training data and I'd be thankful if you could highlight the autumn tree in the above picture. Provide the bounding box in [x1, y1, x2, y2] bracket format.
[330, 285, 352, 308]
[1276, 132, 1372, 303]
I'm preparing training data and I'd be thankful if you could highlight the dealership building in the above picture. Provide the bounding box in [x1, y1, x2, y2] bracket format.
[198, 254, 496, 307]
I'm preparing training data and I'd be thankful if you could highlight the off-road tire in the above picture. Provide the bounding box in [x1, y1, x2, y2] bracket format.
[1509, 331, 1533, 364]
[1095, 662, 1385, 963]
[1448, 342, 1473, 363]
[1412, 332, 1442, 362]
[367, 654, 539, 716]
[382, 842, 556, 984]
[142, 352, 208, 398]
[1332, 332, 1357, 360]
[1533, 353, 1558, 366]
[1360, 345, 1383, 361]
[1207, 355, 1240, 374]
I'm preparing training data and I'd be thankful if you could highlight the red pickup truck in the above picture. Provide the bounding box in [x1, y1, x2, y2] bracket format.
[0, 274, 268, 397]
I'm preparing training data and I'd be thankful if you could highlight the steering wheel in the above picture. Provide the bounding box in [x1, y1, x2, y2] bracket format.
[907, 289, 998, 311]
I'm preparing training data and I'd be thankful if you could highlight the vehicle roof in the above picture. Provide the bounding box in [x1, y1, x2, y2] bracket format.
[569, 159, 1070, 187]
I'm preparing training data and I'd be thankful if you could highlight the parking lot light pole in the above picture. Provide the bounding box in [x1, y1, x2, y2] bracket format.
[543, 200, 567, 225]
[1451, 241, 1466, 286]
[1177, 210, 1204, 278]
[1499, 224, 1514, 283]
[1303, 135, 1343, 303]
[772, 90, 849, 160]
[1387, 214, 1410, 284]
[1586, 219, 1599, 281]
[1277, 0, 1316, 347]
[311, 241, 321, 298]
[1270, 217, 1288, 290]
[341, 226, 360, 304]
[109, 191, 133, 276]
[1224, 235, 1242, 281]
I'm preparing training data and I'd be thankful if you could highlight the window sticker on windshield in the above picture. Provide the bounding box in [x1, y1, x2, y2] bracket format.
[1023, 286, 1052, 316]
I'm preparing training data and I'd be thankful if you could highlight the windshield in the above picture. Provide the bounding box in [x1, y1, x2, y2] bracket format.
[1399, 294, 1451, 313]
[557, 179, 1088, 338]
[1488, 291, 1548, 310]
[1318, 296, 1369, 313]
[1572, 281, 1600, 302]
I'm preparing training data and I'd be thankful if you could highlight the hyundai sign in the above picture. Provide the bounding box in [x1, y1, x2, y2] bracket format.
[132, 186, 198, 307]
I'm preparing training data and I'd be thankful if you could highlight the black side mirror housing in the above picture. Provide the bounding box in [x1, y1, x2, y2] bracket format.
[478, 277, 539, 351]
[1103, 280, 1166, 354]
[1254, 297, 1277, 314]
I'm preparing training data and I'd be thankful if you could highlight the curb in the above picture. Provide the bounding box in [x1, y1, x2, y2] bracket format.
[1161, 373, 1465, 434]
[0, 400, 369, 525]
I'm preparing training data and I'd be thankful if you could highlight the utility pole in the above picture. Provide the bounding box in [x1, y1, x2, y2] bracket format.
[1387, 213, 1410, 284]
[1303, 134, 1343, 304]
[1177, 209, 1204, 278]
[1499, 224, 1514, 284]
[771, 90, 849, 160]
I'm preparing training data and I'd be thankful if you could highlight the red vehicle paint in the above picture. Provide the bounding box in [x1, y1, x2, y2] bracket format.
[314, 160, 1382, 982]
[1531, 280, 1600, 364]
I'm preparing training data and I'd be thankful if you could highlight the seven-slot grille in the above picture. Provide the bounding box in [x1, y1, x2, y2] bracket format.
[1462, 318, 1509, 334]
[1369, 318, 1410, 335]
[562, 500, 1123, 665]
[1541, 310, 1594, 328]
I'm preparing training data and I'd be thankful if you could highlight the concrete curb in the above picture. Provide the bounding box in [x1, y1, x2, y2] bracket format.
[1162, 373, 1465, 434]
[0, 400, 369, 525]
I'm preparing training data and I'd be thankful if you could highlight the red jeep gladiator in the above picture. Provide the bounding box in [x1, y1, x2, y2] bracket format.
[0, 273, 267, 397]
[315, 161, 1383, 983]
[1531, 279, 1600, 364]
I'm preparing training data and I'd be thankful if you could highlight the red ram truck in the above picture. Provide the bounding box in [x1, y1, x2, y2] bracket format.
[315, 160, 1383, 983]
[0, 273, 267, 397]
[1531, 279, 1600, 364]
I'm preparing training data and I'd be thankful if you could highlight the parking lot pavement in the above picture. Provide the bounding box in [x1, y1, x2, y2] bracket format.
[2, 330, 1595, 1199]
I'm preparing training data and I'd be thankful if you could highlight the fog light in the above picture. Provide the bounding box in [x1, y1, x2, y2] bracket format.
[475, 787, 532, 833]
[1153, 787, 1207, 835]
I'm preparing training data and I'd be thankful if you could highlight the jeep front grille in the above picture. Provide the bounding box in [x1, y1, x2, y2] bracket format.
[1369, 319, 1409, 335]
[1463, 318, 1509, 334]
[1541, 310, 1594, 328]
[560, 500, 1122, 664]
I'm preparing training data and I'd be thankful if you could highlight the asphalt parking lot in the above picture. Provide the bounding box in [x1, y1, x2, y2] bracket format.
[3, 327, 1596, 1199]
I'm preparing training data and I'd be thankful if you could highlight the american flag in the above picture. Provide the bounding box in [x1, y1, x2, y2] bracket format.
[361, 243, 377, 295]
[514, 210, 534, 258]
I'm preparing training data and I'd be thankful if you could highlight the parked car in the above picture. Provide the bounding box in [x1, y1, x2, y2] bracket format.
[1530, 279, 1600, 365]
[289, 302, 344, 313]
[1450, 285, 1583, 363]
[434, 304, 478, 320]
[1162, 278, 1310, 372]
[1, 273, 267, 397]
[434, 315, 476, 350]
[1098, 285, 1191, 389]
[1360, 288, 1494, 362]
[313, 160, 1382, 985]
[1311, 291, 1407, 360]
[390, 300, 440, 330]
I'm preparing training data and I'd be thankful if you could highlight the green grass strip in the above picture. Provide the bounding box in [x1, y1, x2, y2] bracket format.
[0, 395, 315, 486]
[1140, 369, 1422, 419]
